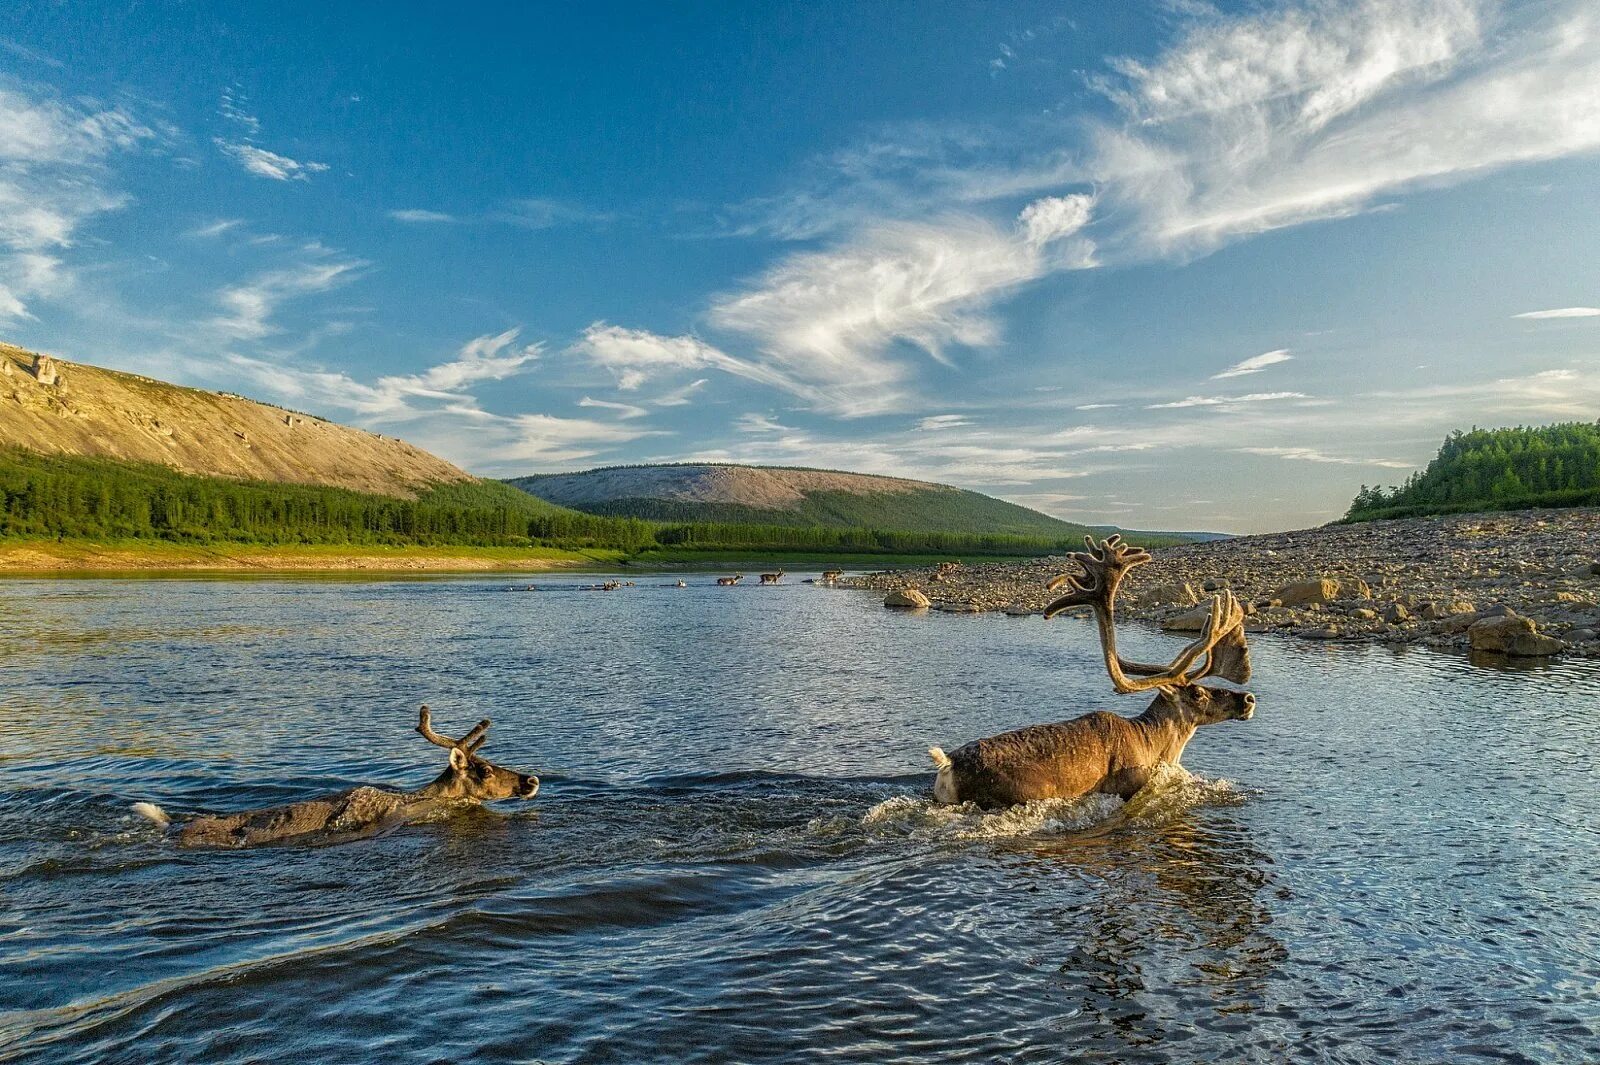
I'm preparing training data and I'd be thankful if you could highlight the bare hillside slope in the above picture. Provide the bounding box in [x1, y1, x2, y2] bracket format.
[0, 344, 470, 497]
[507, 463, 1104, 538]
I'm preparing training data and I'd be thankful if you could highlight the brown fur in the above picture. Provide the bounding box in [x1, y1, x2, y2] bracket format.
[935, 685, 1254, 808]
[150, 708, 539, 848]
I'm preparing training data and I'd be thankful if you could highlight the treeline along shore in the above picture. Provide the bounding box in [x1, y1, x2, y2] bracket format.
[840, 508, 1600, 660]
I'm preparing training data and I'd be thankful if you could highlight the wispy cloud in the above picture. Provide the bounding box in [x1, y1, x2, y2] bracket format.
[1212, 348, 1293, 379]
[652, 378, 709, 407]
[708, 195, 1095, 415]
[569, 323, 798, 393]
[388, 208, 456, 224]
[1087, 0, 1600, 260]
[214, 88, 328, 182]
[1146, 391, 1309, 409]
[1237, 446, 1410, 468]
[211, 243, 366, 341]
[734, 413, 793, 433]
[577, 396, 649, 419]
[1512, 306, 1600, 319]
[189, 218, 245, 239]
[917, 414, 972, 430]
[0, 81, 156, 322]
[216, 141, 329, 182]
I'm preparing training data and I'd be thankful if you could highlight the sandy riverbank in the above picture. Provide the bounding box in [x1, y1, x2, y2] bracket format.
[840, 508, 1600, 659]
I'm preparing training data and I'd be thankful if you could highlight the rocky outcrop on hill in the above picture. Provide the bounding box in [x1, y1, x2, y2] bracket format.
[839, 508, 1600, 659]
[0, 344, 472, 497]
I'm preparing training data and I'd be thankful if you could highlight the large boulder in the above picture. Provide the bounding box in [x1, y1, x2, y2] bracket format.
[1144, 582, 1199, 607]
[1161, 605, 1212, 632]
[1272, 576, 1371, 607]
[884, 589, 931, 609]
[1468, 614, 1564, 657]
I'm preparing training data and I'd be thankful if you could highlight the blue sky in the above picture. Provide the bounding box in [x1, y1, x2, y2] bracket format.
[2, 1, 1598, 532]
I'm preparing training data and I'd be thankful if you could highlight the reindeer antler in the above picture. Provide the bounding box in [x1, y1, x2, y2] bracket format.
[1042, 536, 1250, 693]
[416, 705, 492, 751]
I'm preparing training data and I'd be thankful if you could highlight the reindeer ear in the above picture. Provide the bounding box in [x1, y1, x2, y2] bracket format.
[449, 746, 469, 771]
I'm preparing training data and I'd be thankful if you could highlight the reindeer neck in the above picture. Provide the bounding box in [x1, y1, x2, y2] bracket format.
[406, 767, 469, 802]
[1132, 697, 1199, 764]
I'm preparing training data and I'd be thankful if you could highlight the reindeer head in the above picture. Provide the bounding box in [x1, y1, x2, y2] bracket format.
[1161, 683, 1256, 726]
[416, 706, 540, 802]
[1043, 535, 1256, 716]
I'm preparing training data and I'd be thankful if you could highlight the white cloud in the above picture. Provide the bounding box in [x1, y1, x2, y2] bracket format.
[735, 413, 793, 433]
[708, 195, 1096, 415]
[388, 208, 456, 224]
[0, 83, 155, 322]
[652, 377, 709, 407]
[1146, 391, 1309, 409]
[918, 414, 972, 430]
[569, 322, 797, 393]
[1237, 446, 1410, 468]
[1087, 0, 1600, 259]
[215, 140, 330, 182]
[1212, 348, 1293, 379]
[578, 396, 649, 419]
[212, 244, 366, 341]
[189, 218, 244, 239]
[1074, 402, 1119, 410]
[495, 413, 663, 467]
[1512, 306, 1600, 319]
[223, 330, 628, 472]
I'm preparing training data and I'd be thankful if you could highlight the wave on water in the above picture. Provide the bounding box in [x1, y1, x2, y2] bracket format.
[851, 762, 1245, 843]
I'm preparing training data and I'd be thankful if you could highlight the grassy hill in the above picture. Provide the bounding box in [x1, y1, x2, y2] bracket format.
[1, 343, 471, 497]
[1345, 423, 1600, 521]
[507, 463, 1102, 538]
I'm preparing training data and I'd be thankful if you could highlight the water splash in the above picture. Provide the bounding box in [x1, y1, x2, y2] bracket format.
[855, 762, 1244, 842]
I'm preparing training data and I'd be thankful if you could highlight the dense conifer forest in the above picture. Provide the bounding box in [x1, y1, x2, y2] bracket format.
[0, 449, 1146, 557]
[1345, 423, 1600, 520]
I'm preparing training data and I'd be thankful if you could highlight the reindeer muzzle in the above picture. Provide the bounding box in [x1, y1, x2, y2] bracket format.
[517, 775, 541, 798]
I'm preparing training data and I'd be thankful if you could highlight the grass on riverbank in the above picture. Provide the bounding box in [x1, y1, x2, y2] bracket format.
[0, 538, 1027, 574]
[0, 537, 626, 573]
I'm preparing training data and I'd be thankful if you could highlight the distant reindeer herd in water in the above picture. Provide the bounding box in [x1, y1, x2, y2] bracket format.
[136, 542, 1258, 846]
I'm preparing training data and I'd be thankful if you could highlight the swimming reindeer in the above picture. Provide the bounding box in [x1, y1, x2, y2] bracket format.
[820, 570, 843, 584]
[716, 574, 744, 586]
[133, 707, 541, 847]
[758, 570, 785, 584]
[929, 535, 1254, 808]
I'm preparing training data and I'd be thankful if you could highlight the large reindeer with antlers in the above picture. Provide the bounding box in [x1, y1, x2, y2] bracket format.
[759, 569, 785, 584]
[133, 707, 541, 847]
[929, 536, 1254, 808]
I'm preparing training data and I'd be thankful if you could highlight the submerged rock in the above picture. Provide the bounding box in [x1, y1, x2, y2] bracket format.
[884, 589, 931, 609]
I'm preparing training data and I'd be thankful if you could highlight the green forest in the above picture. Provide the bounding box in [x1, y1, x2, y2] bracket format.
[1344, 422, 1600, 521]
[0, 449, 1155, 558]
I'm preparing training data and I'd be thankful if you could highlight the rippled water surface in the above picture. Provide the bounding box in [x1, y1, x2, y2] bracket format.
[2, 573, 1598, 1063]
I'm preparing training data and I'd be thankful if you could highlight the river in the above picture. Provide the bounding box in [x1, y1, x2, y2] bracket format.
[1, 572, 1597, 1062]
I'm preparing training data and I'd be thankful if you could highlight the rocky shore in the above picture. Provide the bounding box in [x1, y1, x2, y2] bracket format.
[839, 508, 1600, 659]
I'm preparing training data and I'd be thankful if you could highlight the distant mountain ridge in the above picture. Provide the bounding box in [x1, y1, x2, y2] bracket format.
[508, 462, 1109, 538]
[1, 343, 472, 498]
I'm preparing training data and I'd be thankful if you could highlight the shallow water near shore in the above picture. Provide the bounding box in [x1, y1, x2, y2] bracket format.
[2, 574, 1598, 1063]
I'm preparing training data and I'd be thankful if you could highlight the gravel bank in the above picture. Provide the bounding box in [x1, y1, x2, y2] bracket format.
[838, 508, 1600, 659]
